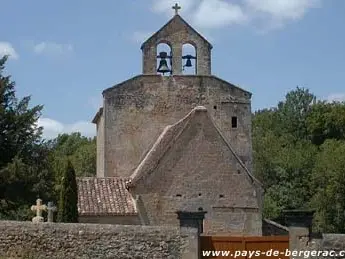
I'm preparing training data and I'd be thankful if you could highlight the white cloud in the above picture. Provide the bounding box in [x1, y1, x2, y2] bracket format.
[150, 0, 322, 31]
[0, 42, 19, 59]
[245, 0, 321, 20]
[193, 0, 247, 28]
[33, 41, 73, 56]
[38, 118, 95, 139]
[327, 93, 345, 103]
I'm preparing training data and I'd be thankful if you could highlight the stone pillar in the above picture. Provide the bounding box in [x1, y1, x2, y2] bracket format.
[177, 210, 207, 259]
[171, 43, 182, 75]
[284, 210, 315, 259]
[196, 47, 211, 75]
[142, 46, 156, 74]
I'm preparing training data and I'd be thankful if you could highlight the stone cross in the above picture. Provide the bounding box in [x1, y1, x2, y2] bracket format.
[31, 198, 47, 223]
[172, 3, 181, 15]
[47, 202, 57, 223]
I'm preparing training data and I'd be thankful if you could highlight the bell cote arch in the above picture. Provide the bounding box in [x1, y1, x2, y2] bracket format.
[141, 13, 212, 76]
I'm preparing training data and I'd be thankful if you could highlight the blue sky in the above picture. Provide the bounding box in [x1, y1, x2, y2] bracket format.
[1, 0, 344, 138]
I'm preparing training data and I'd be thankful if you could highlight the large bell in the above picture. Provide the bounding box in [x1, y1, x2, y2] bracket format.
[157, 51, 171, 74]
[157, 59, 170, 74]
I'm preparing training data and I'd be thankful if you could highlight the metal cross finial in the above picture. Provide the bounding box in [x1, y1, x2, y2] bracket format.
[172, 3, 181, 15]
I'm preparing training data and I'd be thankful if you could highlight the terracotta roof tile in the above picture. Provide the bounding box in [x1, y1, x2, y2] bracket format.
[77, 177, 137, 216]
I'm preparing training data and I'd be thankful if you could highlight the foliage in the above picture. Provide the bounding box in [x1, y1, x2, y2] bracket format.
[0, 56, 54, 220]
[307, 101, 345, 145]
[57, 160, 78, 223]
[309, 140, 345, 232]
[253, 87, 345, 232]
[0, 56, 94, 221]
[48, 133, 96, 197]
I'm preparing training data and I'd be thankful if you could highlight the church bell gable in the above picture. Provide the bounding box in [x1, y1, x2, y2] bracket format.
[141, 8, 212, 76]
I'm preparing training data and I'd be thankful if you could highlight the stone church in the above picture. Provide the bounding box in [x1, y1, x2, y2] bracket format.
[77, 5, 265, 235]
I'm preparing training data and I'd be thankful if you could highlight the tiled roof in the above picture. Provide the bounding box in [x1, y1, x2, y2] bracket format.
[77, 177, 137, 216]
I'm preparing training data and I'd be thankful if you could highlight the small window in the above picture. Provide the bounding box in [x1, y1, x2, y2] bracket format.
[231, 116, 238, 128]
[176, 194, 182, 197]
[213, 105, 217, 110]
[219, 194, 224, 198]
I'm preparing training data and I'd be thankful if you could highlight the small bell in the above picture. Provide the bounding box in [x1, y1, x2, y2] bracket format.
[185, 58, 192, 67]
[182, 54, 196, 70]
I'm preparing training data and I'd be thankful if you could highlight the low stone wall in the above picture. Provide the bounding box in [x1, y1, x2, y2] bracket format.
[285, 210, 345, 259]
[307, 234, 345, 253]
[320, 234, 345, 251]
[0, 221, 198, 259]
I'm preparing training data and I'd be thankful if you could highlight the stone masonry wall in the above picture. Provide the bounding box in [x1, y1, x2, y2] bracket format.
[0, 221, 198, 259]
[141, 15, 212, 76]
[130, 109, 261, 235]
[103, 75, 252, 177]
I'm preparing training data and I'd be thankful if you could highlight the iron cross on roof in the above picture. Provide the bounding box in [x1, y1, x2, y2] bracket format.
[172, 3, 181, 15]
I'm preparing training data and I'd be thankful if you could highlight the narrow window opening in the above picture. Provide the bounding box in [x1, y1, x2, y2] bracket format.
[198, 193, 202, 196]
[231, 116, 238, 128]
[182, 43, 197, 75]
[176, 194, 182, 197]
[213, 105, 217, 110]
[219, 194, 224, 198]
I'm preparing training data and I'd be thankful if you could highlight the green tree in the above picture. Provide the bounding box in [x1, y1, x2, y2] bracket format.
[253, 87, 318, 222]
[277, 87, 316, 140]
[310, 139, 345, 233]
[71, 138, 96, 177]
[307, 101, 345, 145]
[47, 133, 95, 202]
[57, 160, 78, 223]
[0, 56, 54, 219]
[0, 56, 43, 166]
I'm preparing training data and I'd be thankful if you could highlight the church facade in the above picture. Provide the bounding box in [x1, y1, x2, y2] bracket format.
[77, 7, 264, 235]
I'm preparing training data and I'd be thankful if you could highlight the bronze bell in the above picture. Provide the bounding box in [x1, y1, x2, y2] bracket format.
[157, 59, 170, 74]
[184, 58, 192, 67]
[157, 51, 171, 74]
[182, 54, 196, 70]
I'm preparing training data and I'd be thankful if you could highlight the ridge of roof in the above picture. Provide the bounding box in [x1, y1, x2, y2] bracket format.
[129, 107, 203, 185]
[92, 107, 103, 124]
